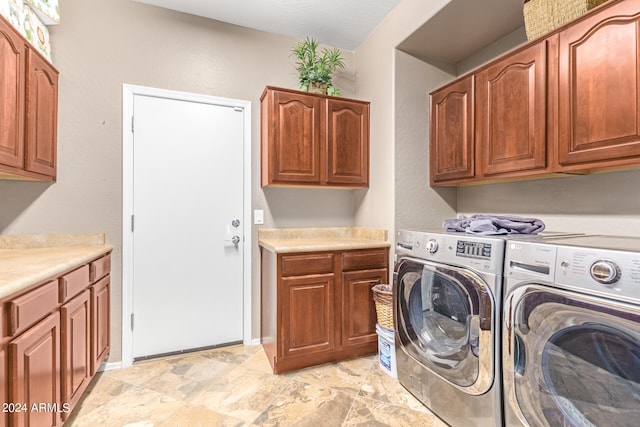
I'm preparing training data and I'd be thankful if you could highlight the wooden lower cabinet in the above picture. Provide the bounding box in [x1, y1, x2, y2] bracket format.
[0, 345, 6, 427]
[9, 312, 62, 427]
[341, 268, 387, 348]
[90, 276, 110, 375]
[61, 290, 91, 421]
[261, 247, 389, 374]
[0, 252, 111, 426]
[281, 274, 336, 358]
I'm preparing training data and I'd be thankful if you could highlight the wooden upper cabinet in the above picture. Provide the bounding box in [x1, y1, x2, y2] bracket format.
[476, 41, 548, 178]
[26, 49, 58, 178]
[0, 17, 26, 170]
[430, 76, 474, 184]
[261, 86, 370, 188]
[261, 88, 322, 185]
[0, 15, 58, 181]
[326, 99, 369, 186]
[557, 0, 640, 169]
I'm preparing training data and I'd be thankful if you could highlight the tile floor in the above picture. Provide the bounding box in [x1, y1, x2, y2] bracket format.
[66, 344, 448, 426]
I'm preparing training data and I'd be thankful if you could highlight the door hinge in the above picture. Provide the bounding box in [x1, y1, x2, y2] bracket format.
[131, 115, 134, 132]
[131, 313, 134, 331]
[131, 214, 135, 232]
[234, 107, 243, 112]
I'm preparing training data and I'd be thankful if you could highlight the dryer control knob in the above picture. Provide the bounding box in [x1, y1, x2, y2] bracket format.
[590, 260, 621, 285]
[425, 239, 439, 254]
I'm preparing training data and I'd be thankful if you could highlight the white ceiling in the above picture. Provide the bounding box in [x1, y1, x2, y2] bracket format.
[133, 0, 526, 63]
[133, 0, 401, 51]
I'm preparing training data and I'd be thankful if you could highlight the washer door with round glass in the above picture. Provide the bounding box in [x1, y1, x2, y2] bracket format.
[504, 284, 640, 427]
[395, 257, 496, 395]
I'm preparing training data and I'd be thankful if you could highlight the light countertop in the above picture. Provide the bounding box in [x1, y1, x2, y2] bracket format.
[258, 227, 390, 253]
[0, 233, 112, 300]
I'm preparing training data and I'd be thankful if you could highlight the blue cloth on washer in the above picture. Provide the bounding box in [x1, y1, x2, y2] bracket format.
[443, 214, 545, 235]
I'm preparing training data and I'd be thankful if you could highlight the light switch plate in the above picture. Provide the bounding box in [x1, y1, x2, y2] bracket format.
[254, 209, 264, 225]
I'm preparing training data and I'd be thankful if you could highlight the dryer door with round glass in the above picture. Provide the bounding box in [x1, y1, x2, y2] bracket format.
[395, 257, 496, 395]
[504, 285, 640, 427]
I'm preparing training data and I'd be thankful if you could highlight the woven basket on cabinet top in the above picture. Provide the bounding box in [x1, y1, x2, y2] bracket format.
[372, 284, 393, 331]
[523, 0, 610, 41]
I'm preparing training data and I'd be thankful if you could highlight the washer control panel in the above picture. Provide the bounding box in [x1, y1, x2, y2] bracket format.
[396, 230, 505, 274]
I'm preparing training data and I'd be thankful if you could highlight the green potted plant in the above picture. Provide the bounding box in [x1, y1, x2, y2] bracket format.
[291, 37, 345, 96]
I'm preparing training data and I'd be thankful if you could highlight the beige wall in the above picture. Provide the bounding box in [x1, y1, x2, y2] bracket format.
[0, 0, 359, 362]
[4, 0, 639, 365]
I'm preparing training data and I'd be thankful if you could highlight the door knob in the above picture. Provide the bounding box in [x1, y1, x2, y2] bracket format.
[231, 235, 240, 245]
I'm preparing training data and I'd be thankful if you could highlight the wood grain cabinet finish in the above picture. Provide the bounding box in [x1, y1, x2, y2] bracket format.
[261, 86, 370, 188]
[0, 15, 58, 181]
[25, 49, 58, 178]
[0, 252, 111, 426]
[557, 0, 640, 170]
[341, 268, 387, 348]
[281, 273, 336, 358]
[9, 312, 62, 427]
[430, 76, 475, 184]
[90, 275, 110, 375]
[430, 0, 640, 185]
[0, 16, 26, 171]
[326, 99, 369, 186]
[476, 41, 548, 178]
[261, 247, 389, 374]
[61, 290, 91, 421]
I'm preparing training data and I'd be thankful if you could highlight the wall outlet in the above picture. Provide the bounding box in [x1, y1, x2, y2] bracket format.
[254, 209, 264, 225]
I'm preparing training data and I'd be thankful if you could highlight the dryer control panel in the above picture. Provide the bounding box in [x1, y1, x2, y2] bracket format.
[555, 246, 640, 304]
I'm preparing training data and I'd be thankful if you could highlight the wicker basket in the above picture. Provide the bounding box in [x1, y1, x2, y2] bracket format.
[372, 284, 393, 331]
[523, 0, 609, 41]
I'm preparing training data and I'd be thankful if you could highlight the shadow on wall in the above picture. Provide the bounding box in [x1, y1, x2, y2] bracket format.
[263, 187, 356, 228]
[457, 169, 640, 215]
[0, 181, 52, 232]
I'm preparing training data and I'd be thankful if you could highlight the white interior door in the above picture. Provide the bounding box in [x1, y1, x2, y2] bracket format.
[131, 93, 244, 359]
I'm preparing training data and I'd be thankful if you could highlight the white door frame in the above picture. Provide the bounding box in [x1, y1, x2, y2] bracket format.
[121, 84, 252, 368]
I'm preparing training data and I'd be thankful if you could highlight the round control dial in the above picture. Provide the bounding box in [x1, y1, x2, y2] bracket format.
[590, 260, 621, 285]
[425, 239, 439, 254]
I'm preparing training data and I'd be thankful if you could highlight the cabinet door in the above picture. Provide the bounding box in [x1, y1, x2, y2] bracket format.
[326, 99, 369, 186]
[91, 276, 110, 374]
[0, 346, 6, 427]
[263, 89, 322, 185]
[341, 268, 387, 347]
[25, 49, 58, 178]
[476, 41, 548, 177]
[280, 273, 335, 358]
[9, 312, 61, 427]
[61, 290, 91, 420]
[557, 0, 640, 168]
[430, 76, 475, 184]
[0, 17, 25, 170]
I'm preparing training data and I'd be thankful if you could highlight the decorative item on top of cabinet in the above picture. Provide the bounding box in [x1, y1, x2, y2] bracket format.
[0, 14, 58, 181]
[261, 86, 369, 188]
[556, 0, 640, 171]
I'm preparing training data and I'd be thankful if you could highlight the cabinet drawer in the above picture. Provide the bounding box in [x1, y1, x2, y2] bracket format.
[7, 280, 58, 336]
[342, 249, 388, 271]
[281, 253, 334, 276]
[90, 254, 111, 282]
[59, 265, 90, 303]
